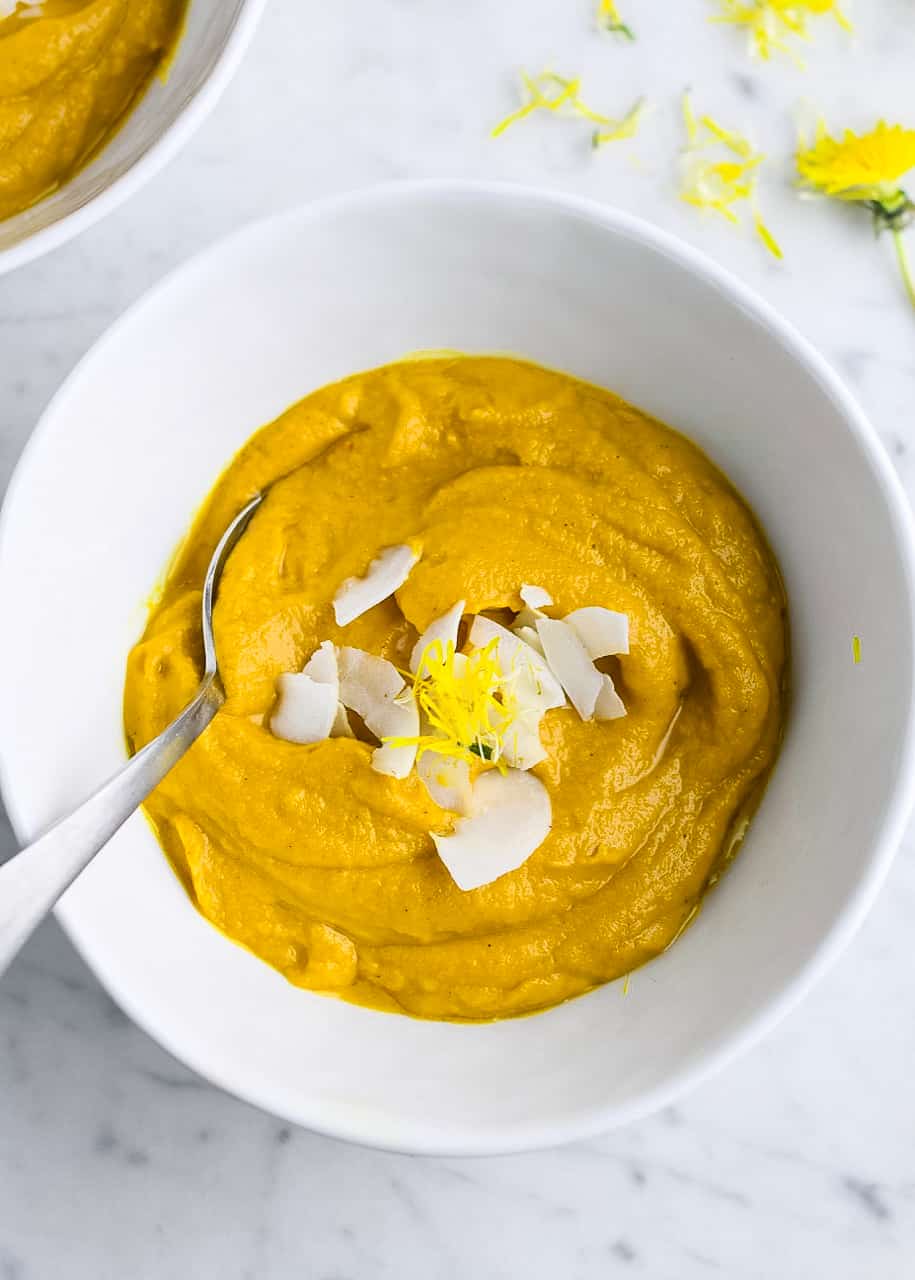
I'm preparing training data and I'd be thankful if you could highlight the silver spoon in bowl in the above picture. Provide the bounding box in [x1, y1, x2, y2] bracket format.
[0, 492, 263, 979]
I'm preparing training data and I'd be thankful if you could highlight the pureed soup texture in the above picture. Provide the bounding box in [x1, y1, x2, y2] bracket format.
[0, 0, 186, 222]
[124, 357, 788, 1022]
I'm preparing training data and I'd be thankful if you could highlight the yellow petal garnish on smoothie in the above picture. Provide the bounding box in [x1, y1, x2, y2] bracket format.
[711, 0, 852, 65]
[681, 93, 783, 259]
[392, 638, 518, 767]
[491, 70, 612, 138]
[432, 768, 553, 892]
[333, 543, 419, 626]
[796, 120, 915, 309]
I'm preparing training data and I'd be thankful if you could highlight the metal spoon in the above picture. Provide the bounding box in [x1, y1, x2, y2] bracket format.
[0, 492, 263, 979]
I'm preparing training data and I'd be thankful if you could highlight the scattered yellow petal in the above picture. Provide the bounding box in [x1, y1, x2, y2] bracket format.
[682, 91, 700, 148]
[492, 70, 611, 138]
[754, 213, 784, 259]
[597, 0, 635, 39]
[853, 635, 862, 665]
[680, 93, 782, 258]
[593, 97, 649, 149]
[711, 0, 852, 66]
[385, 638, 518, 769]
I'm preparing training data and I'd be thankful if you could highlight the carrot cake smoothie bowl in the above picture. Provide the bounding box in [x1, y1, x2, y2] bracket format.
[123, 355, 788, 1022]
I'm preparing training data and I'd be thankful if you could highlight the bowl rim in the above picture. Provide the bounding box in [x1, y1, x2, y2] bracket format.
[2, 179, 915, 1155]
[0, 0, 270, 277]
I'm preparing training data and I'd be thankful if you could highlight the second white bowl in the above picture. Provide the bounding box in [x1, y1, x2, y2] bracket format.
[0, 0, 267, 275]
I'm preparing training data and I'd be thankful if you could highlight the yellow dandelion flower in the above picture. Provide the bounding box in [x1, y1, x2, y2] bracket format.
[712, 0, 852, 65]
[797, 120, 915, 308]
[491, 70, 611, 138]
[597, 0, 635, 39]
[680, 92, 782, 258]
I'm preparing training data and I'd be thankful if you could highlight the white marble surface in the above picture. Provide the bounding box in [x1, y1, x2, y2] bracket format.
[2, 1, 915, 1275]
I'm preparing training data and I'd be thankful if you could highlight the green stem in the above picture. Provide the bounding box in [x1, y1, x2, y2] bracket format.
[892, 228, 915, 311]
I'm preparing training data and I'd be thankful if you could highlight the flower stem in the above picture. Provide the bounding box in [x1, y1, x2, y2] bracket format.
[892, 228, 915, 310]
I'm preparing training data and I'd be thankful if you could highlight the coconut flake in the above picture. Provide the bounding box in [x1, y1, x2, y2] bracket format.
[520, 584, 553, 610]
[468, 616, 553, 768]
[337, 647, 419, 777]
[514, 608, 545, 632]
[300, 642, 360, 737]
[410, 599, 465, 674]
[512, 623, 546, 656]
[333, 544, 419, 627]
[432, 769, 552, 891]
[468, 615, 565, 712]
[535, 617, 603, 721]
[332, 703, 355, 737]
[417, 751, 473, 815]
[270, 672, 338, 744]
[564, 606, 630, 658]
[370, 688, 420, 778]
[337, 646, 404, 712]
[500, 713, 548, 770]
[303, 639, 339, 688]
[595, 674, 627, 721]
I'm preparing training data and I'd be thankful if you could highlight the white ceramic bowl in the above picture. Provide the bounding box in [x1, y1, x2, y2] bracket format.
[1, 183, 914, 1155]
[0, 0, 267, 275]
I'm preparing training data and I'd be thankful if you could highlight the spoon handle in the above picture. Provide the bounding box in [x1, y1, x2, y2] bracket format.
[0, 677, 223, 979]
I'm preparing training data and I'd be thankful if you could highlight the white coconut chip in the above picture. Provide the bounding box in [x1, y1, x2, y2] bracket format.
[417, 751, 473, 815]
[564, 606, 630, 658]
[595, 674, 627, 721]
[410, 599, 465, 674]
[333, 544, 419, 627]
[300, 640, 358, 738]
[270, 672, 338, 744]
[512, 623, 546, 657]
[337, 647, 419, 777]
[535, 617, 603, 721]
[332, 703, 355, 737]
[520, 584, 553, 610]
[500, 712, 548, 770]
[468, 615, 565, 713]
[370, 691, 420, 778]
[337, 646, 403, 710]
[302, 639, 339, 688]
[432, 768, 552, 891]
